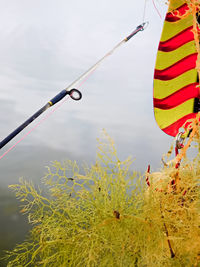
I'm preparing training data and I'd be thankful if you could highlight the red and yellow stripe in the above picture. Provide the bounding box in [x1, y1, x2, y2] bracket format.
[153, 0, 200, 137]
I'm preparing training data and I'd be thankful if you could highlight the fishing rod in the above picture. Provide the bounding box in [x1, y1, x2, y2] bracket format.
[0, 22, 148, 150]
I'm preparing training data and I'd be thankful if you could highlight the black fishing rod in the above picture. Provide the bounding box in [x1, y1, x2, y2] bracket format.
[0, 22, 148, 150]
[0, 89, 82, 150]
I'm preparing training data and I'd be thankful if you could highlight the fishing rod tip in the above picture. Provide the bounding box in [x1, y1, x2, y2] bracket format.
[125, 21, 149, 41]
[141, 21, 149, 30]
[144, 21, 149, 28]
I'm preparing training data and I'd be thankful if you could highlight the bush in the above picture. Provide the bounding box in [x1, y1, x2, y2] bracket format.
[3, 130, 200, 266]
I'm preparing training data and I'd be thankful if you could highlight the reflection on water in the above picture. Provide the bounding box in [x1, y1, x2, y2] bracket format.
[0, 143, 97, 185]
[0, 188, 30, 266]
[0, 128, 171, 263]
[0, 144, 86, 265]
[0, 143, 94, 265]
[0, 90, 173, 264]
[0, 0, 169, 263]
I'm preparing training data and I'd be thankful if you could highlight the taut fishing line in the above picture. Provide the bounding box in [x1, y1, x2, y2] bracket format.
[0, 12, 149, 159]
[0, 96, 70, 160]
[142, 0, 148, 23]
[152, 0, 163, 20]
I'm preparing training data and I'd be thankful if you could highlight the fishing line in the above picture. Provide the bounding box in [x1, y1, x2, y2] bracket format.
[1, 34, 129, 159]
[142, 0, 148, 23]
[0, 59, 101, 159]
[77, 40, 128, 89]
[65, 40, 126, 91]
[0, 96, 70, 160]
[0, 22, 148, 158]
[152, 0, 162, 20]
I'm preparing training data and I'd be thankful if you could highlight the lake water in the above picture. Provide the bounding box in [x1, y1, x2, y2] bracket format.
[0, 0, 171, 262]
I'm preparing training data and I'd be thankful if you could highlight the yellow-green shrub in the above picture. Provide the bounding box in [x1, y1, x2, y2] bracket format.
[4, 132, 200, 267]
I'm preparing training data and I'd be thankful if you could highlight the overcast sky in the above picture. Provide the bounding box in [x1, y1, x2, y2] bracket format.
[0, 0, 172, 185]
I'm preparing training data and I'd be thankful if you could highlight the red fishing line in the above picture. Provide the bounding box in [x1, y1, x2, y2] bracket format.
[0, 96, 69, 160]
[152, 0, 162, 20]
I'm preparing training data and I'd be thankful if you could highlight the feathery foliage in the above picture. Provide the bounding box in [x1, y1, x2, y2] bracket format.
[3, 129, 200, 266]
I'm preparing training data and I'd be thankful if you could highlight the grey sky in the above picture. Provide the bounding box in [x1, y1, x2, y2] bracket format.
[0, 0, 172, 185]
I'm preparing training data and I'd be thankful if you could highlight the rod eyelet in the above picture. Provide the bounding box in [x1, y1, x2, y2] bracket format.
[69, 89, 82, 101]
